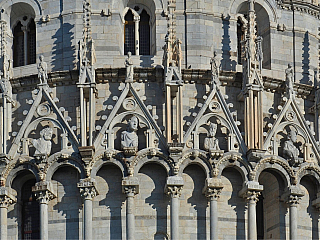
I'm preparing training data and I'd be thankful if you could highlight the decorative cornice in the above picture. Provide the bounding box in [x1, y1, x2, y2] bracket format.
[276, 0, 320, 19]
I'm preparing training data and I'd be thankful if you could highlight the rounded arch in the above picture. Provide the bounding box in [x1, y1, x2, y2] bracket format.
[134, 155, 170, 177]
[24, 117, 66, 139]
[91, 158, 125, 179]
[178, 153, 211, 179]
[1, 0, 42, 24]
[5, 162, 40, 187]
[297, 165, 320, 191]
[123, 0, 161, 12]
[254, 157, 292, 188]
[46, 158, 86, 181]
[229, 0, 278, 23]
[216, 153, 250, 182]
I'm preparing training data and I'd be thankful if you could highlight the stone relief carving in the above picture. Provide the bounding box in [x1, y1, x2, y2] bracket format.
[121, 116, 139, 154]
[285, 63, 294, 95]
[32, 127, 53, 156]
[283, 128, 303, 166]
[125, 52, 134, 83]
[37, 55, 48, 84]
[204, 123, 220, 151]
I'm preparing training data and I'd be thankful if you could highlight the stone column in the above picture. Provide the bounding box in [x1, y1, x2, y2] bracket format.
[32, 181, 56, 240]
[122, 177, 139, 240]
[239, 181, 263, 240]
[134, 16, 140, 55]
[203, 178, 223, 240]
[21, 25, 28, 65]
[281, 186, 304, 240]
[0, 187, 15, 240]
[78, 178, 98, 240]
[165, 176, 184, 240]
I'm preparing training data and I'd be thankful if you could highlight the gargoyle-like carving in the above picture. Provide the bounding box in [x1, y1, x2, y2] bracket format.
[283, 128, 303, 166]
[204, 123, 220, 151]
[32, 127, 53, 156]
[125, 52, 134, 82]
[121, 116, 139, 149]
[37, 55, 48, 84]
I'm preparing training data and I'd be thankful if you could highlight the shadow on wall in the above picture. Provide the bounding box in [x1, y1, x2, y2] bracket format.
[184, 164, 207, 240]
[221, 18, 236, 72]
[142, 163, 169, 239]
[97, 165, 126, 239]
[52, 21, 76, 71]
[302, 32, 311, 85]
[52, 167, 81, 240]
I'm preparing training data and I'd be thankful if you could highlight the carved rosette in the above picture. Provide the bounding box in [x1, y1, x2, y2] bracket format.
[166, 185, 183, 198]
[0, 194, 15, 208]
[78, 178, 98, 201]
[34, 190, 55, 204]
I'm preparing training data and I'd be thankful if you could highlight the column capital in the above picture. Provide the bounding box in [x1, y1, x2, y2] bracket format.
[78, 178, 99, 201]
[32, 181, 56, 204]
[122, 176, 139, 197]
[202, 178, 223, 200]
[239, 181, 263, 203]
[281, 186, 304, 207]
[165, 176, 184, 198]
[0, 187, 16, 208]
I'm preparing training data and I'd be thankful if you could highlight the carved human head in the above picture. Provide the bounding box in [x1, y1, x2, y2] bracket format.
[208, 123, 217, 137]
[213, 51, 217, 57]
[127, 52, 132, 58]
[39, 55, 44, 62]
[288, 63, 292, 69]
[128, 116, 138, 131]
[287, 129, 297, 143]
[40, 127, 53, 141]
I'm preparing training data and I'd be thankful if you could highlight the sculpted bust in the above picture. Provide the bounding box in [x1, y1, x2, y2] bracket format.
[283, 129, 302, 166]
[32, 127, 53, 156]
[121, 116, 139, 149]
[204, 123, 220, 151]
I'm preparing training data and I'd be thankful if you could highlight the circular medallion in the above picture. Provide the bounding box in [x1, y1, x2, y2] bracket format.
[123, 98, 137, 111]
[209, 101, 221, 113]
[37, 103, 51, 116]
[285, 111, 296, 122]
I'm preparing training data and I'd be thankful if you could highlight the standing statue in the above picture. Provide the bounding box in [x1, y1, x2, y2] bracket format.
[285, 63, 294, 95]
[204, 123, 220, 151]
[210, 51, 220, 84]
[283, 128, 302, 166]
[37, 55, 48, 84]
[121, 116, 139, 149]
[125, 52, 134, 83]
[32, 127, 53, 156]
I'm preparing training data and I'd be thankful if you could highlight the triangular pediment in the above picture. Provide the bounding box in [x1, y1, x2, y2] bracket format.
[8, 85, 79, 159]
[183, 83, 247, 154]
[264, 95, 320, 163]
[93, 82, 166, 152]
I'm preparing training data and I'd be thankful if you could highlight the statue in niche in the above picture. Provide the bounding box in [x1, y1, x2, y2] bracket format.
[285, 63, 294, 95]
[283, 128, 303, 166]
[121, 116, 139, 149]
[37, 55, 48, 84]
[210, 51, 220, 84]
[125, 52, 134, 82]
[32, 127, 53, 156]
[204, 123, 220, 151]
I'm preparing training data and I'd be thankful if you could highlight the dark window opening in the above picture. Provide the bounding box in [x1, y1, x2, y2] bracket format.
[13, 21, 24, 67]
[21, 179, 40, 240]
[139, 10, 150, 55]
[237, 19, 245, 64]
[124, 10, 135, 55]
